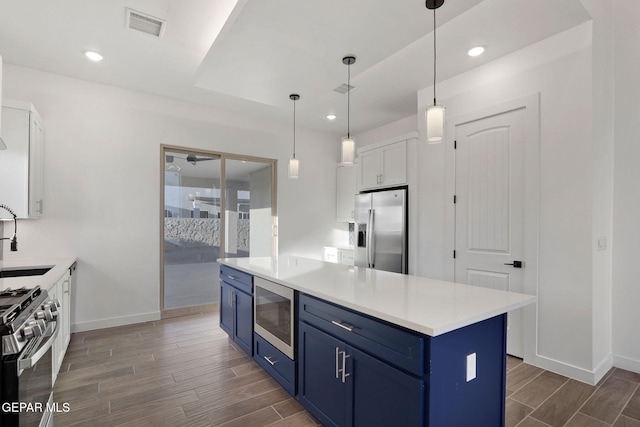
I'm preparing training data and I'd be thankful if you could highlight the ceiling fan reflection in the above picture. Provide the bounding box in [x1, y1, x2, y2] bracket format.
[165, 154, 219, 166]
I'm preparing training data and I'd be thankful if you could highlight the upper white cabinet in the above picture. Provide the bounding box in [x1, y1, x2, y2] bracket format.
[358, 140, 406, 191]
[336, 164, 357, 222]
[0, 100, 44, 218]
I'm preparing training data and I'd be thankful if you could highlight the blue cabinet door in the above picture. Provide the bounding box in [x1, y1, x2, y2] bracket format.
[234, 287, 253, 355]
[220, 281, 233, 337]
[298, 322, 347, 427]
[347, 345, 425, 427]
[220, 279, 253, 356]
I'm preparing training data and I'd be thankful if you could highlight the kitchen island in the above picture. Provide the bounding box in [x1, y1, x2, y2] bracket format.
[218, 256, 536, 427]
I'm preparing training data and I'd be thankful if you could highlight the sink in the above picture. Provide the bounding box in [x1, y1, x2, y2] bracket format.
[0, 267, 53, 278]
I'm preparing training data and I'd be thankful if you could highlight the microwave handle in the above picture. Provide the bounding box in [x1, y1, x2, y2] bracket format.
[18, 321, 59, 372]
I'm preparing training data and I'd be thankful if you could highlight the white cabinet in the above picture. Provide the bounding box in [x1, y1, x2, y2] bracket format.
[358, 140, 406, 191]
[0, 100, 45, 218]
[50, 268, 71, 384]
[336, 164, 357, 222]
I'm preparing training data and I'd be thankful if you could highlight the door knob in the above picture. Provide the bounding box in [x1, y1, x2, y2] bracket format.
[504, 260, 523, 268]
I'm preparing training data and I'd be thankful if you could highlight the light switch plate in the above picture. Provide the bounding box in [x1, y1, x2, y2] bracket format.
[466, 353, 477, 382]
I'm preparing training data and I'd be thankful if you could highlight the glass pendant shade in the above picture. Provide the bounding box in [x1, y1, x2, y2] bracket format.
[288, 157, 299, 179]
[288, 93, 300, 179]
[426, 104, 445, 143]
[341, 137, 355, 164]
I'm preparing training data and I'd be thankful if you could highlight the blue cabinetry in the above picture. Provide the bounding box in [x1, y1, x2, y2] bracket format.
[253, 333, 296, 396]
[219, 265, 253, 356]
[298, 295, 425, 426]
[298, 293, 507, 427]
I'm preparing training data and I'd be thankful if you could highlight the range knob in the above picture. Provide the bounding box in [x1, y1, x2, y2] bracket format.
[21, 326, 35, 340]
[43, 300, 60, 318]
[21, 321, 43, 340]
[36, 319, 47, 332]
[35, 310, 54, 321]
[48, 299, 60, 310]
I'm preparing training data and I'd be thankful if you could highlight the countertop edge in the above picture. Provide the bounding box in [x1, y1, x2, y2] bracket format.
[0, 257, 78, 291]
[218, 257, 536, 337]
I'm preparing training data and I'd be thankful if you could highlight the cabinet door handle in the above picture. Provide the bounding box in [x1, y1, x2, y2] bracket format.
[331, 320, 354, 332]
[264, 355, 277, 366]
[228, 289, 234, 307]
[341, 350, 351, 383]
[335, 347, 340, 379]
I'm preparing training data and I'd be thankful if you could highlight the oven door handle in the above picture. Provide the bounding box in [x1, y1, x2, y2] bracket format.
[18, 320, 59, 372]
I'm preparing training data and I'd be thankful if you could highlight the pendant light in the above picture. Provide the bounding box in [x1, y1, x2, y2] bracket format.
[341, 55, 356, 164]
[425, 0, 445, 143]
[288, 93, 300, 179]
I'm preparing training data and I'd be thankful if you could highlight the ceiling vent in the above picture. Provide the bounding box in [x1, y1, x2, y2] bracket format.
[333, 83, 356, 95]
[126, 8, 166, 38]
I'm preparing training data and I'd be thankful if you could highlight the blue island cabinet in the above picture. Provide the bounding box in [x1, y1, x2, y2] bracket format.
[219, 265, 253, 356]
[297, 293, 507, 427]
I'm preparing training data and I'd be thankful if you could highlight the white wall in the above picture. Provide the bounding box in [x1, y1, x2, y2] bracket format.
[581, 0, 614, 380]
[1, 64, 337, 331]
[612, 0, 640, 373]
[356, 114, 417, 148]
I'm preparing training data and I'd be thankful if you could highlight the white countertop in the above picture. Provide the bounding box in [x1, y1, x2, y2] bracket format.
[0, 257, 77, 291]
[218, 256, 536, 337]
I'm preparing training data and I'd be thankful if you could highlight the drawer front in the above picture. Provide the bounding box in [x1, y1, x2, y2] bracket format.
[254, 333, 296, 396]
[220, 265, 253, 294]
[299, 294, 426, 377]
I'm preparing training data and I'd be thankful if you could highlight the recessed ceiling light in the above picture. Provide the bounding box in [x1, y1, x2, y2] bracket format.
[467, 46, 485, 57]
[326, 114, 337, 121]
[84, 51, 104, 62]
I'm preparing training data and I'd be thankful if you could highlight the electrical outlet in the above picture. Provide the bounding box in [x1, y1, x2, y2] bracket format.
[466, 353, 477, 382]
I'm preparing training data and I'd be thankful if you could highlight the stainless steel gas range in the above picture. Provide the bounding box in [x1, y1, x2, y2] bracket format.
[0, 285, 60, 427]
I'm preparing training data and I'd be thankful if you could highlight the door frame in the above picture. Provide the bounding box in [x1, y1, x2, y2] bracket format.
[159, 144, 277, 315]
[444, 93, 540, 363]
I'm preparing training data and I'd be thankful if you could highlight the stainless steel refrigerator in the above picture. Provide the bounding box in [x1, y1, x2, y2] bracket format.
[354, 188, 407, 274]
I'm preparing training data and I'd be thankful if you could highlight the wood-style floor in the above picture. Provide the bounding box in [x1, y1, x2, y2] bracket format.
[53, 312, 640, 427]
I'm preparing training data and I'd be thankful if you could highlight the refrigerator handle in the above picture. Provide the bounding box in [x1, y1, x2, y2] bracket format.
[368, 209, 375, 268]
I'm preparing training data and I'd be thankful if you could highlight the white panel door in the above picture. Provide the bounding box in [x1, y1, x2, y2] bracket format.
[455, 107, 525, 357]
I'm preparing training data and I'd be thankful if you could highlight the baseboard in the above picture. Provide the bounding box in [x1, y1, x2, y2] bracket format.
[593, 354, 614, 383]
[613, 355, 640, 374]
[71, 311, 161, 333]
[534, 354, 610, 385]
[161, 303, 219, 319]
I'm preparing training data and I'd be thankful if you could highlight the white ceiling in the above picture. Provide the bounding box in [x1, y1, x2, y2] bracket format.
[0, 0, 591, 137]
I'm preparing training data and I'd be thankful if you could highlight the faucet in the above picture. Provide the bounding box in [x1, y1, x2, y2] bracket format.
[0, 204, 17, 251]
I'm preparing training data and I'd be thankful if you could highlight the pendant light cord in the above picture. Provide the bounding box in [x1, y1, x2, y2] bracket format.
[293, 97, 296, 159]
[433, 7, 437, 105]
[347, 62, 351, 139]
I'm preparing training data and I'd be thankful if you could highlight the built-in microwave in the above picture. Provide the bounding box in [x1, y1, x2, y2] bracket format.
[254, 277, 295, 360]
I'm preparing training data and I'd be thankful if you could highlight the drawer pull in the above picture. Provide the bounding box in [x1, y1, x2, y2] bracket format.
[264, 355, 277, 366]
[331, 320, 354, 332]
[227, 275, 238, 281]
